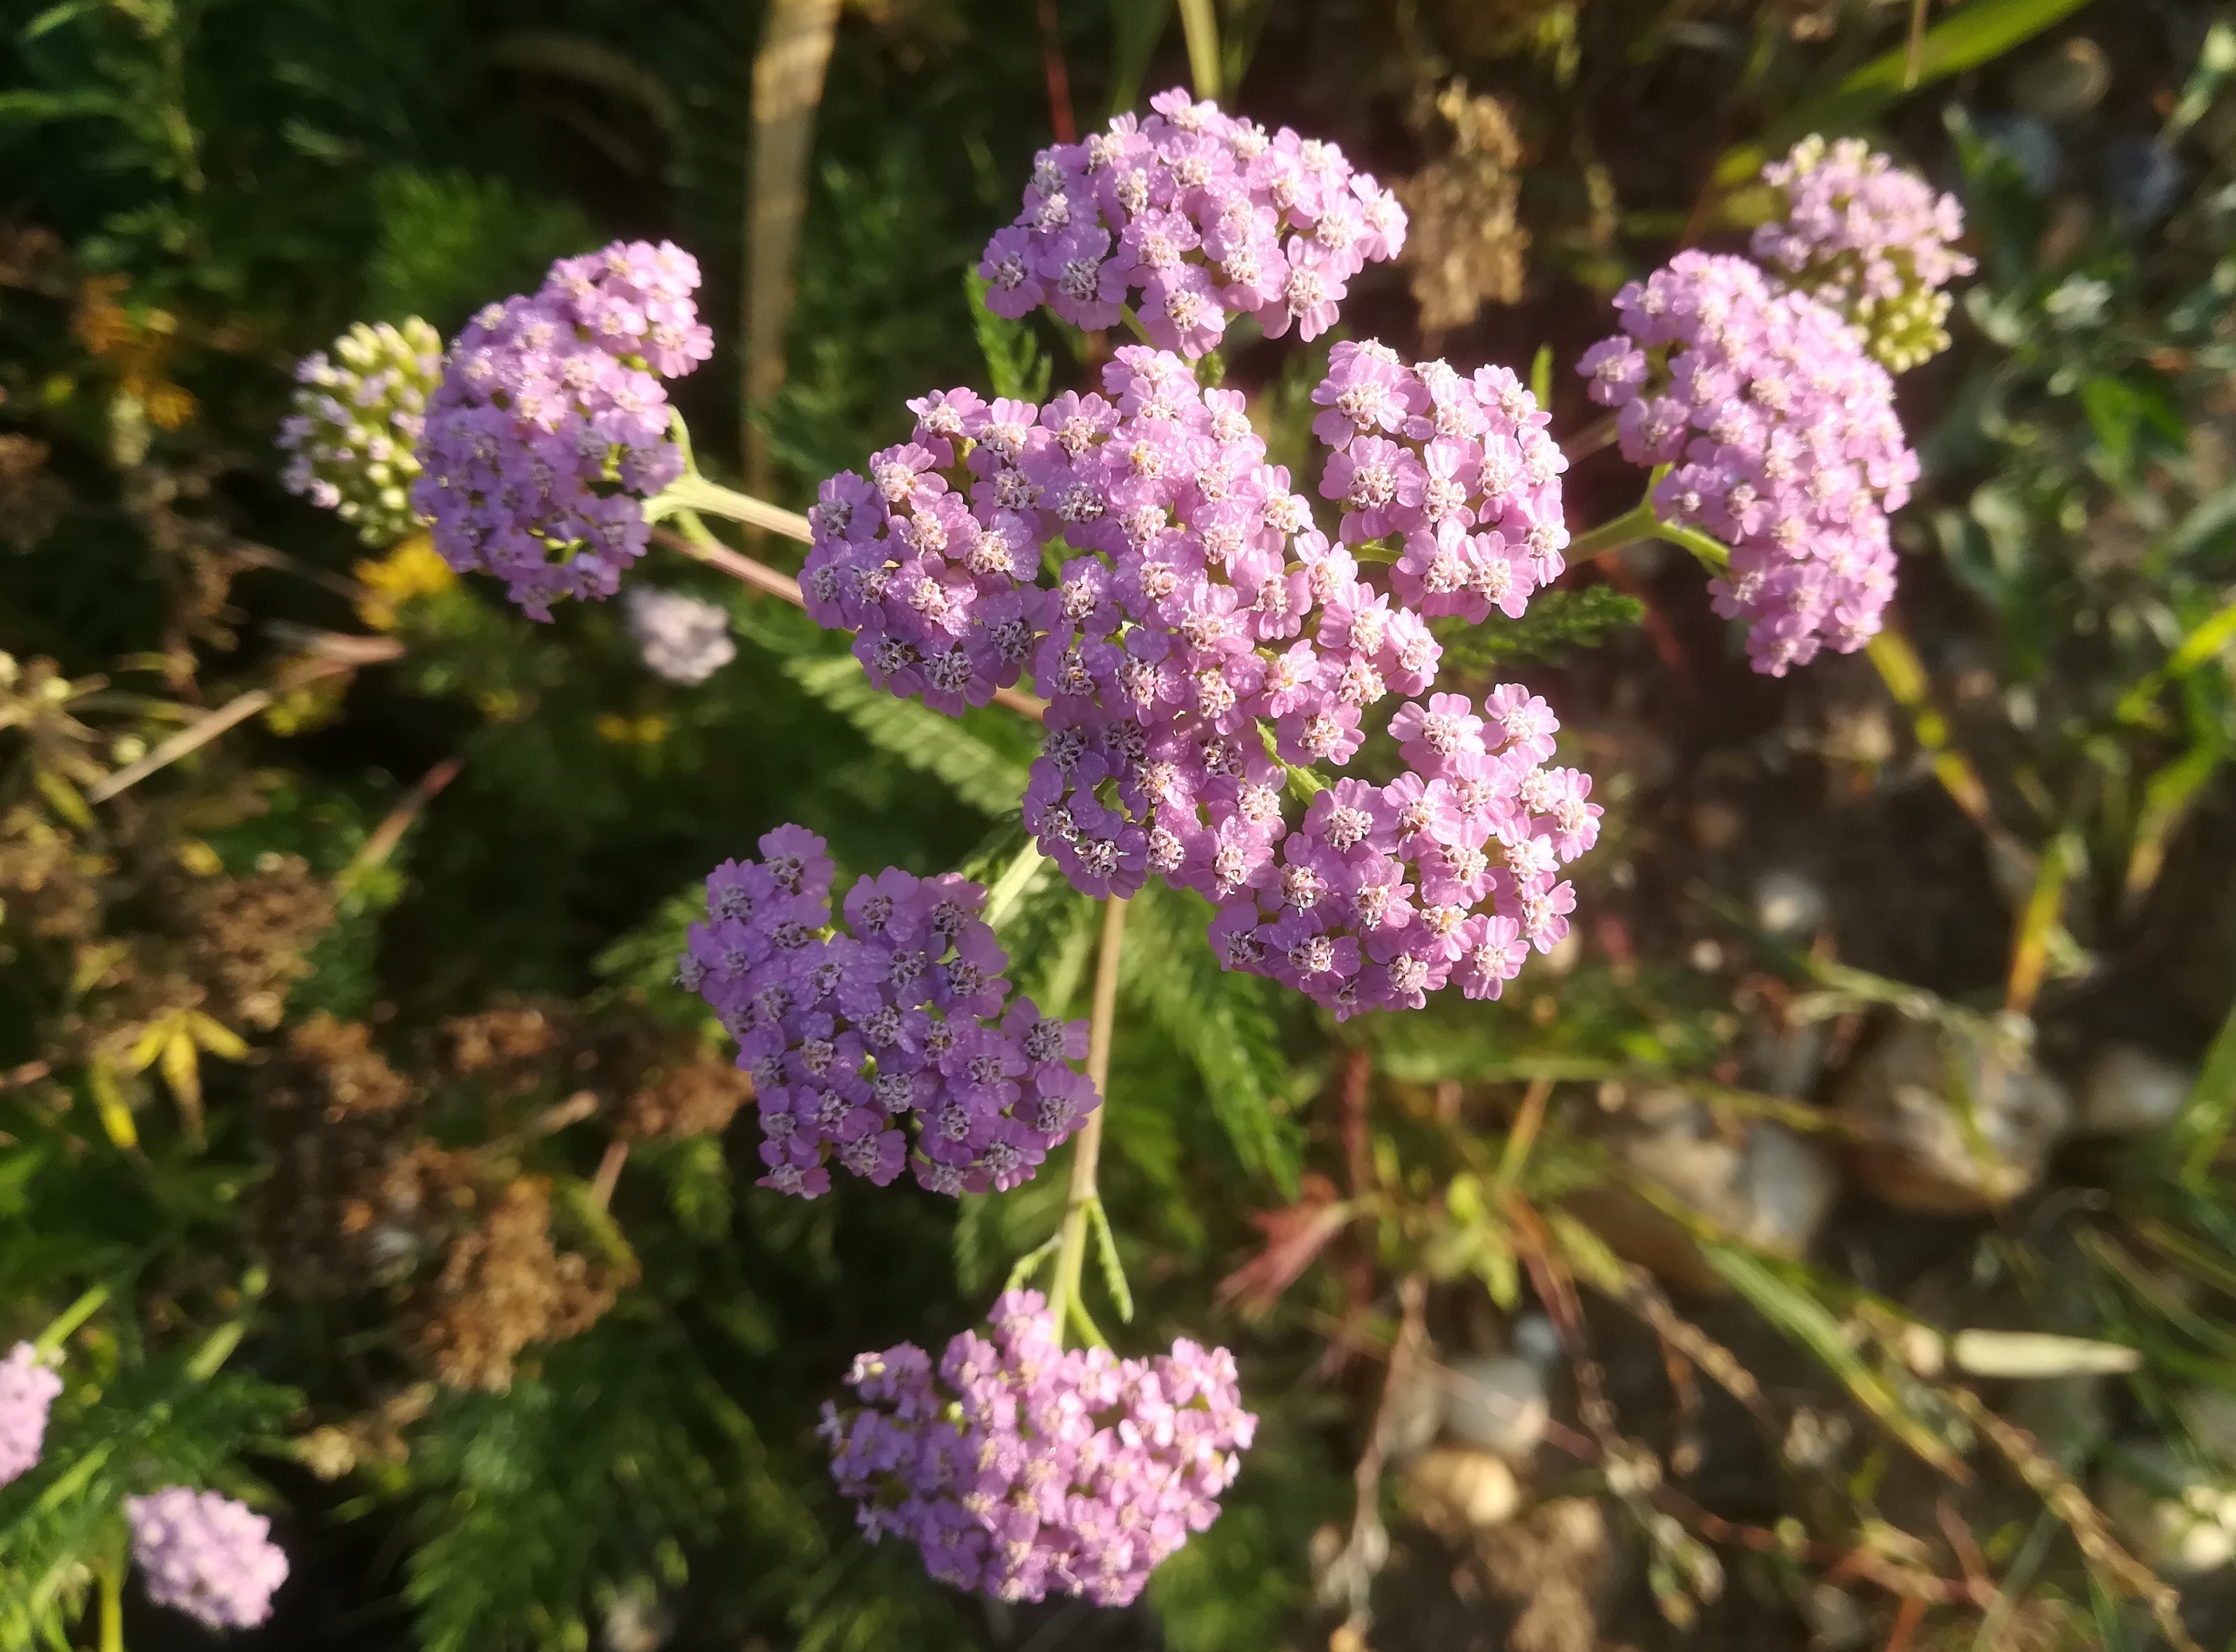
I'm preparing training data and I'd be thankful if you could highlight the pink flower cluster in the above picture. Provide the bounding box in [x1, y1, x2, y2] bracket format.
[822, 1289, 1256, 1606]
[978, 87, 1405, 355]
[126, 1487, 289, 1630]
[1751, 135, 1973, 313]
[1204, 687, 1597, 1013]
[413, 241, 714, 619]
[1577, 251, 1917, 675]
[678, 825, 1098, 1199]
[0, 1341, 60, 1487]
[803, 343, 1589, 1015]
[1312, 342, 1571, 616]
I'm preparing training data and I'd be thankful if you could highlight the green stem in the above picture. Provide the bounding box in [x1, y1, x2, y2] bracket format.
[184, 1264, 268, 1383]
[647, 470, 814, 545]
[1566, 497, 1734, 576]
[1655, 519, 1733, 574]
[1045, 896, 1128, 1347]
[97, 1557, 122, 1652]
[32, 1284, 109, 1361]
[1117, 304, 1153, 347]
[1565, 499, 1660, 562]
[1176, 0, 1222, 99]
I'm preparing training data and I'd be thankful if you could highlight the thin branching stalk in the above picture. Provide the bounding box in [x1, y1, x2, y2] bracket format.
[1033, 0, 1076, 143]
[590, 1139, 629, 1212]
[1864, 625, 2041, 905]
[1328, 1272, 1424, 1631]
[1046, 895, 1127, 1346]
[647, 519, 1053, 722]
[744, 0, 844, 488]
[349, 757, 462, 877]
[87, 646, 401, 804]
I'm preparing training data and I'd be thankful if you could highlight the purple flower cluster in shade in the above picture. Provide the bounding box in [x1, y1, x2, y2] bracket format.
[126, 1488, 289, 1630]
[821, 1289, 1255, 1606]
[0, 1342, 60, 1487]
[978, 88, 1405, 355]
[1752, 136, 1972, 319]
[1577, 251, 1918, 676]
[678, 825, 1099, 1199]
[802, 344, 1587, 1015]
[412, 241, 713, 620]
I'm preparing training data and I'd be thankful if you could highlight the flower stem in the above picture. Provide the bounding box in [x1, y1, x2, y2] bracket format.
[184, 1265, 268, 1383]
[647, 522, 1056, 725]
[1565, 499, 1659, 562]
[1046, 895, 1129, 1347]
[1656, 519, 1732, 574]
[1558, 410, 1620, 463]
[647, 470, 815, 544]
[98, 1556, 123, 1652]
[32, 1283, 109, 1361]
[589, 1139, 630, 1212]
[1568, 492, 1735, 576]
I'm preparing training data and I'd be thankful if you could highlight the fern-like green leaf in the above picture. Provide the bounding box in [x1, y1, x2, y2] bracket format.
[964, 270, 1052, 403]
[0, 1356, 299, 1651]
[1433, 585, 1645, 671]
[404, 1315, 744, 1652]
[1124, 886, 1301, 1194]
[733, 602, 1039, 818]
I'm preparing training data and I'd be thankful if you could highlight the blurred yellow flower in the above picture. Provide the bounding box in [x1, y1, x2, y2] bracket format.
[354, 534, 456, 630]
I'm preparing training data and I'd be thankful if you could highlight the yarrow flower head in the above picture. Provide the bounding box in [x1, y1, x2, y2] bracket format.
[822, 1289, 1256, 1606]
[412, 241, 714, 619]
[978, 88, 1406, 355]
[278, 318, 443, 546]
[126, 1487, 289, 1630]
[804, 339, 1587, 1013]
[1751, 135, 1974, 373]
[680, 825, 1099, 1198]
[1578, 250, 1918, 675]
[0, 1342, 60, 1487]
[623, 585, 736, 684]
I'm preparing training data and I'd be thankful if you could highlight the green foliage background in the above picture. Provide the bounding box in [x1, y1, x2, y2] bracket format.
[2, 0, 2235, 1648]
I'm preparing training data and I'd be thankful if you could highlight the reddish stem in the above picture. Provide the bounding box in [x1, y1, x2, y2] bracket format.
[1035, 0, 1077, 144]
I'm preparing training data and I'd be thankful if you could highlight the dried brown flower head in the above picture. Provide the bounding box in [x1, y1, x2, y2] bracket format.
[170, 855, 333, 1029]
[405, 1175, 620, 1393]
[614, 1046, 751, 1142]
[0, 435, 66, 553]
[256, 1015, 424, 1294]
[1396, 83, 1530, 337]
[0, 804, 102, 941]
[438, 1001, 568, 1092]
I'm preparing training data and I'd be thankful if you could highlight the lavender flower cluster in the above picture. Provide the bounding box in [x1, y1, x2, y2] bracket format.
[278, 318, 443, 546]
[1752, 135, 1974, 373]
[978, 88, 1406, 355]
[822, 1289, 1255, 1606]
[412, 241, 713, 619]
[0, 1341, 60, 1487]
[678, 825, 1099, 1198]
[126, 1487, 289, 1630]
[1578, 250, 1918, 675]
[803, 341, 1590, 1014]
